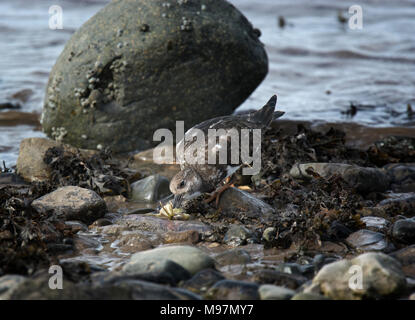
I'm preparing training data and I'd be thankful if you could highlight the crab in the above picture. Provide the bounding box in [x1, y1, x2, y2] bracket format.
[153, 201, 190, 220]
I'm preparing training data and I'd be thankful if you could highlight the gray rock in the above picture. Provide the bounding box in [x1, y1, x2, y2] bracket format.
[312, 252, 406, 299]
[108, 260, 191, 285]
[205, 280, 260, 300]
[16, 137, 60, 182]
[122, 245, 215, 276]
[131, 174, 171, 202]
[218, 187, 275, 221]
[250, 269, 307, 290]
[64, 220, 88, 233]
[291, 292, 329, 300]
[383, 163, 415, 192]
[10, 273, 199, 300]
[258, 284, 295, 300]
[389, 245, 415, 278]
[122, 255, 187, 275]
[290, 163, 390, 193]
[121, 214, 212, 234]
[0, 275, 27, 300]
[16, 137, 93, 183]
[361, 216, 389, 232]
[93, 218, 113, 227]
[114, 230, 159, 253]
[223, 224, 254, 246]
[42, 0, 268, 152]
[215, 249, 251, 266]
[275, 263, 314, 278]
[375, 193, 415, 217]
[31, 186, 107, 224]
[181, 269, 225, 294]
[327, 221, 352, 240]
[312, 254, 339, 273]
[345, 229, 392, 252]
[392, 218, 415, 244]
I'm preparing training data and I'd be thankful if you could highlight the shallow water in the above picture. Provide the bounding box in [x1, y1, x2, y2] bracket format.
[1, 0, 414, 165]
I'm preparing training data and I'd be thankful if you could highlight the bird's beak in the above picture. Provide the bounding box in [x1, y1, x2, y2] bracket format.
[172, 194, 183, 208]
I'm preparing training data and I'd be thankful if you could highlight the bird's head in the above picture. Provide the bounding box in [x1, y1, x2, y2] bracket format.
[170, 168, 203, 208]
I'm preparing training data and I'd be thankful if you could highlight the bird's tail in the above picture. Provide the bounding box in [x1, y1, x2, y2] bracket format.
[252, 95, 283, 126]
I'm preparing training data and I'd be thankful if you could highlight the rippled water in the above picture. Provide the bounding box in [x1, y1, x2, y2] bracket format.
[1, 0, 414, 165]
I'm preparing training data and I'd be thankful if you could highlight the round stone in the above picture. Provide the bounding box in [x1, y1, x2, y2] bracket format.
[42, 0, 268, 152]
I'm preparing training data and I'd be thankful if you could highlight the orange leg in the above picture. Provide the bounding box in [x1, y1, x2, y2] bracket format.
[204, 177, 234, 207]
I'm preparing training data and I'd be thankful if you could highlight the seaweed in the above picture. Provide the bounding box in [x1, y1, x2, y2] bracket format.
[0, 182, 74, 276]
[43, 146, 133, 197]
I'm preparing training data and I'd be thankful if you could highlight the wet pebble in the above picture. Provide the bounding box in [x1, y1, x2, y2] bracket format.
[258, 284, 296, 300]
[327, 221, 352, 240]
[10, 273, 199, 300]
[0, 275, 27, 300]
[130, 174, 171, 202]
[73, 234, 101, 252]
[162, 230, 200, 244]
[223, 224, 254, 246]
[291, 292, 329, 300]
[205, 280, 260, 300]
[389, 245, 415, 278]
[392, 218, 415, 244]
[275, 263, 314, 278]
[312, 254, 339, 273]
[311, 252, 406, 299]
[345, 229, 392, 252]
[122, 245, 215, 276]
[116, 231, 156, 253]
[214, 249, 251, 266]
[181, 269, 225, 294]
[218, 187, 275, 221]
[120, 259, 192, 285]
[250, 269, 307, 290]
[361, 216, 389, 232]
[92, 218, 113, 227]
[384, 163, 415, 193]
[121, 214, 212, 234]
[31, 186, 107, 224]
[64, 220, 88, 233]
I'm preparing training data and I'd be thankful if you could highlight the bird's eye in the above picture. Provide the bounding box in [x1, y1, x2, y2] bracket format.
[178, 181, 186, 188]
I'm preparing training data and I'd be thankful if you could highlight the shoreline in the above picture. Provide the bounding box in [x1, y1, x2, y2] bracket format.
[1, 119, 414, 300]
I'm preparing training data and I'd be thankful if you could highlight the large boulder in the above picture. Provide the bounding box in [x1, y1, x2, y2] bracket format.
[42, 0, 268, 152]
